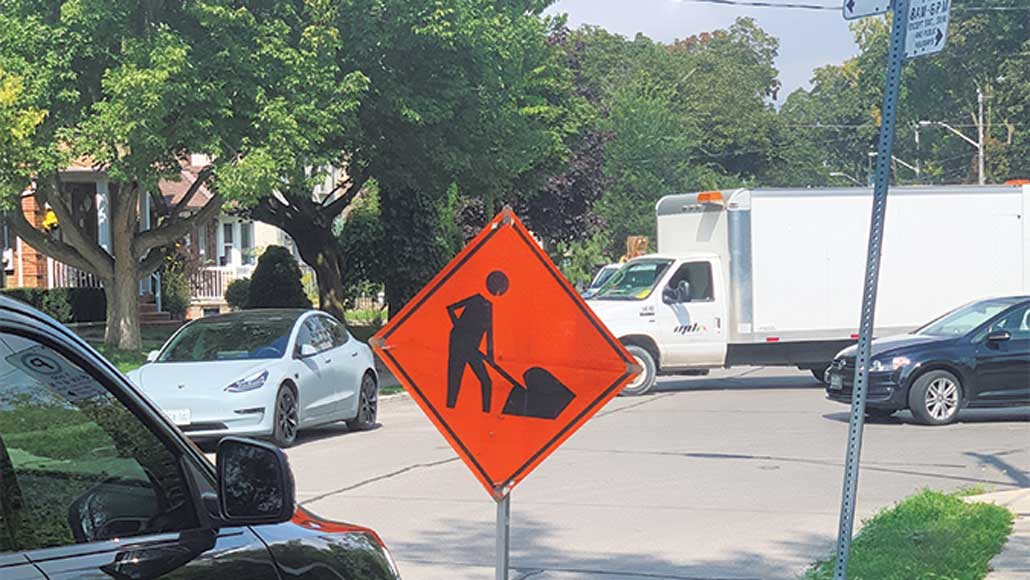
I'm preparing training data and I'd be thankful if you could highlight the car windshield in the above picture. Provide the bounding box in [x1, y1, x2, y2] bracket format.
[916, 299, 1023, 337]
[592, 259, 673, 301]
[158, 315, 297, 362]
[589, 265, 620, 290]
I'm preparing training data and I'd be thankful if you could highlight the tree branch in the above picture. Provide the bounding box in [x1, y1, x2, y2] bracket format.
[6, 201, 106, 279]
[137, 247, 167, 279]
[39, 175, 115, 273]
[135, 194, 224, 258]
[322, 171, 370, 218]
[171, 165, 214, 217]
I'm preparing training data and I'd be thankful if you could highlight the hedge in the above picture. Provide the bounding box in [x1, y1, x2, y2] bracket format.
[1, 287, 107, 323]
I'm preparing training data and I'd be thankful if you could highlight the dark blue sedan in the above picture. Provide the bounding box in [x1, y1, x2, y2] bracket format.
[826, 296, 1030, 425]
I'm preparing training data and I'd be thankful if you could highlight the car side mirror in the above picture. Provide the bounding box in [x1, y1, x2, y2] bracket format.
[986, 330, 1012, 343]
[146, 350, 160, 363]
[216, 437, 295, 525]
[299, 343, 317, 358]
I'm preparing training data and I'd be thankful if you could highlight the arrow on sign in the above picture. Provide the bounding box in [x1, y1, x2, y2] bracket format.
[935, 28, 944, 46]
[846, 0, 855, 13]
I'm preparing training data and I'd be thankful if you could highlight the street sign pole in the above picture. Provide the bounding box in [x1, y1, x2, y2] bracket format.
[496, 493, 511, 580]
[832, 1, 909, 578]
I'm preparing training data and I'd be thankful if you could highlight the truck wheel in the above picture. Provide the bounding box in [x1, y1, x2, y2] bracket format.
[621, 345, 657, 396]
[908, 370, 962, 426]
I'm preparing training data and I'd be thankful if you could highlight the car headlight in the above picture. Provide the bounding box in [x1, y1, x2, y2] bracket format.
[225, 370, 269, 393]
[869, 356, 911, 373]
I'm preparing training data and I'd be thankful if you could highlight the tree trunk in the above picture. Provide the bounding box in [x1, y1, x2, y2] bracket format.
[103, 266, 142, 350]
[103, 191, 142, 350]
[292, 227, 348, 321]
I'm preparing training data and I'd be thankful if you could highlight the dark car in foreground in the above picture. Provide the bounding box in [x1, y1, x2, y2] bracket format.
[826, 296, 1030, 425]
[0, 297, 399, 579]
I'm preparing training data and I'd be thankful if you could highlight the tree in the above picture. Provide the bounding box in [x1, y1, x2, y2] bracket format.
[0, 1, 269, 349]
[245, 0, 573, 312]
[567, 19, 782, 255]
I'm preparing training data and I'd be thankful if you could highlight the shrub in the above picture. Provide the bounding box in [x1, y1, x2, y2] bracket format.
[1, 287, 106, 323]
[161, 247, 201, 319]
[247, 245, 312, 309]
[225, 277, 251, 310]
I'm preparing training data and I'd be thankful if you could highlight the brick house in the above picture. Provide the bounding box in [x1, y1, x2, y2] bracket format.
[5, 154, 305, 318]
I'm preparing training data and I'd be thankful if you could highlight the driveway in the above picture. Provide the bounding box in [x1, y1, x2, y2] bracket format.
[277, 367, 1030, 579]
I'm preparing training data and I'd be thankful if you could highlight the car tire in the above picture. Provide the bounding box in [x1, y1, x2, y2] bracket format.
[621, 345, 657, 396]
[865, 408, 896, 421]
[908, 370, 962, 426]
[811, 366, 830, 384]
[346, 373, 378, 431]
[272, 385, 299, 448]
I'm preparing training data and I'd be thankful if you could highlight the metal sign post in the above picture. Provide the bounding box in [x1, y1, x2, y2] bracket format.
[832, 0, 910, 578]
[496, 493, 511, 580]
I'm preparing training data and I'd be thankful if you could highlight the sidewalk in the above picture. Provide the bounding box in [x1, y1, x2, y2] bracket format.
[966, 488, 1030, 579]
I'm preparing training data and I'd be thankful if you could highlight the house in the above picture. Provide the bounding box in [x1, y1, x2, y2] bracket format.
[4, 154, 307, 319]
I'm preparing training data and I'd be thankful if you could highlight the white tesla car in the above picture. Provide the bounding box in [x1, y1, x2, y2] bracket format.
[127, 309, 379, 447]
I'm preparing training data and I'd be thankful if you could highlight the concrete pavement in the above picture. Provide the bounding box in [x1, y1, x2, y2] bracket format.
[966, 488, 1030, 579]
[280, 367, 1030, 579]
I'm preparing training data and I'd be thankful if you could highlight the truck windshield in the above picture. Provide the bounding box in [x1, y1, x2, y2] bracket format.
[593, 259, 673, 301]
[915, 298, 1022, 337]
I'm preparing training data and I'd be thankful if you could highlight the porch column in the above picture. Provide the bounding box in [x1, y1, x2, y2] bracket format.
[96, 180, 111, 251]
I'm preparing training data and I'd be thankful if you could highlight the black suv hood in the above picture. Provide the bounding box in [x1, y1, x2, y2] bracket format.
[837, 333, 949, 359]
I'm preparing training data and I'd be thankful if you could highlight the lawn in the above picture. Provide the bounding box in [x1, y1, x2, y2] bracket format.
[803, 489, 1013, 580]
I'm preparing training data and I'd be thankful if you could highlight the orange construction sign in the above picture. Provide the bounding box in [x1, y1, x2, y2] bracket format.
[371, 209, 639, 499]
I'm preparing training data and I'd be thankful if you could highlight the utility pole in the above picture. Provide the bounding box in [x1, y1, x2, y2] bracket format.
[917, 85, 986, 185]
[977, 86, 985, 185]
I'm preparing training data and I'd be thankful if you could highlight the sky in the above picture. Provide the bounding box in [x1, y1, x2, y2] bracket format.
[545, 0, 862, 102]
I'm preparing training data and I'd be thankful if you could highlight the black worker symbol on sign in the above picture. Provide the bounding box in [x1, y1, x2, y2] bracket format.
[445, 270, 576, 420]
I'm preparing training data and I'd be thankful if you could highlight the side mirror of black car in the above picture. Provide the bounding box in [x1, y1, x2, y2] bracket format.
[215, 437, 295, 525]
[985, 330, 1012, 343]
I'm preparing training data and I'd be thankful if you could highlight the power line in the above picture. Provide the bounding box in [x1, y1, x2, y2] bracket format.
[664, 0, 1030, 11]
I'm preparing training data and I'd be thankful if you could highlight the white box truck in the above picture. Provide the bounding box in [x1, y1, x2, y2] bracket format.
[587, 184, 1030, 395]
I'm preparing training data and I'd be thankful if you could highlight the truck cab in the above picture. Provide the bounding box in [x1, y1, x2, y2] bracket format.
[587, 253, 728, 394]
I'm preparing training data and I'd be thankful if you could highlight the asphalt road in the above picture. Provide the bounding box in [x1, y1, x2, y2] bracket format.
[275, 367, 1030, 579]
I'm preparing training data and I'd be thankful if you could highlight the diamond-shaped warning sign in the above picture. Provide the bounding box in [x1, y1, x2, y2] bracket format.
[371, 209, 638, 498]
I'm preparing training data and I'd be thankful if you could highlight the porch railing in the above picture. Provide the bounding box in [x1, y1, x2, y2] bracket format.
[191, 266, 254, 301]
[48, 259, 103, 290]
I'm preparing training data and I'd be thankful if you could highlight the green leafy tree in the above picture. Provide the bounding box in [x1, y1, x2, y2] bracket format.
[235, 0, 574, 314]
[224, 278, 251, 311]
[0, 1, 280, 348]
[247, 246, 312, 310]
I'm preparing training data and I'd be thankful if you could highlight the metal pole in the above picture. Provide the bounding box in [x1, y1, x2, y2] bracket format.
[832, 1, 909, 578]
[496, 493, 510, 580]
[977, 87, 985, 185]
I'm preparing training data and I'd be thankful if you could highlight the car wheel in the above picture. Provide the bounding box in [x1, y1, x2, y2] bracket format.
[621, 345, 657, 396]
[272, 385, 299, 447]
[908, 370, 962, 426]
[346, 373, 378, 431]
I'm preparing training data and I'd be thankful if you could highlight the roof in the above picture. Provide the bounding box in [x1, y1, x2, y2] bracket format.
[159, 165, 214, 212]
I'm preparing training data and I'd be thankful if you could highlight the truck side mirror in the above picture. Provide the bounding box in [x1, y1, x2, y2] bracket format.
[662, 286, 679, 304]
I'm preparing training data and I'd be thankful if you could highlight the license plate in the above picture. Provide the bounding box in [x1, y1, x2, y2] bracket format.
[830, 374, 843, 391]
[165, 408, 192, 425]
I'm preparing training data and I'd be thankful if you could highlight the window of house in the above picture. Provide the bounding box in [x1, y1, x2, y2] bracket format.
[0, 334, 198, 552]
[241, 222, 255, 266]
[197, 224, 208, 260]
[221, 223, 234, 266]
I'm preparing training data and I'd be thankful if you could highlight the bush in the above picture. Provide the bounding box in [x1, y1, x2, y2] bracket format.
[1, 287, 106, 323]
[225, 277, 251, 310]
[161, 247, 201, 319]
[247, 246, 312, 309]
